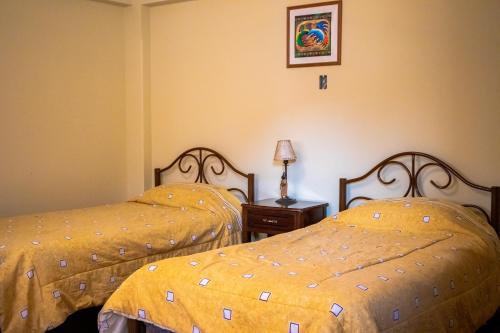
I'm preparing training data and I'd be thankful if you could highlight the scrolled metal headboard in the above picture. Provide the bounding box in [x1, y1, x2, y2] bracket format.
[339, 152, 499, 234]
[154, 147, 254, 203]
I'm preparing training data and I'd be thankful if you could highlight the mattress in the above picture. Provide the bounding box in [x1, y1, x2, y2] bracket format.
[0, 183, 242, 333]
[99, 198, 500, 332]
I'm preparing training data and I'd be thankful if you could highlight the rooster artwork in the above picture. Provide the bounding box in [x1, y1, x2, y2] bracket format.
[294, 13, 332, 58]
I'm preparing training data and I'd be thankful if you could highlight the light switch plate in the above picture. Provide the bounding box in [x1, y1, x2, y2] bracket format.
[320, 75, 327, 89]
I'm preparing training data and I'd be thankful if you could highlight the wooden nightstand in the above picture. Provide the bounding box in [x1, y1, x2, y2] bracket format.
[241, 199, 329, 243]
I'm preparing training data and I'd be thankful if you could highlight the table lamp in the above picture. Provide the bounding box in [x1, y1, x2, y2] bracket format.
[274, 140, 297, 205]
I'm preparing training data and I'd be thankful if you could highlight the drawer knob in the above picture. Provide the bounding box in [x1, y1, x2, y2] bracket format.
[262, 218, 278, 224]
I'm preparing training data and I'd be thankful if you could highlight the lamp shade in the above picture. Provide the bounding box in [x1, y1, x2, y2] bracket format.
[274, 140, 296, 161]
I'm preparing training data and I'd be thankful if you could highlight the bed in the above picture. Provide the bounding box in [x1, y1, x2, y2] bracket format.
[0, 147, 254, 333]
[99, 152, 499, 333]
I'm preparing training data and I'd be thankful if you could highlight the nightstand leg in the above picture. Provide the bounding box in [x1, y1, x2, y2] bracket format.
[242, 231, 250, 243]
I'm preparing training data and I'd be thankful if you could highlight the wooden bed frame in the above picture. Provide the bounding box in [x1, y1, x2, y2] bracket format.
[126, 151, 499, 333]
[339, 151, 499, 235]
[41, 147, 254, 333]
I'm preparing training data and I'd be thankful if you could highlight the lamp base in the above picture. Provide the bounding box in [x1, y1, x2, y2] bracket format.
[275, 197, 297, 206]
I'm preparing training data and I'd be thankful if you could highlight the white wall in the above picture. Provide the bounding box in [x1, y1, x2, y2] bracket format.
[1, 0, 498, 217]
[0, 0, 127, 216]
[146, 0, 500, 213]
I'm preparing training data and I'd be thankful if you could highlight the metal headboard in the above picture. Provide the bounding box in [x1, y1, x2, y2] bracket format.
[339, 152, 499, 234]
[154, 147, 254, 203]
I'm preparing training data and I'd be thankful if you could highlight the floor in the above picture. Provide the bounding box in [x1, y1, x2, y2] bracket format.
[48, 306, 499, 332]
[478, 309, 500, 332]
[48, 306, 101, 333]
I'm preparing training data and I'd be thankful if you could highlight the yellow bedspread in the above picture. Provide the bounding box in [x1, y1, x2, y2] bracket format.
[0, 183, 242, 333]
[99, 198, 500, 333]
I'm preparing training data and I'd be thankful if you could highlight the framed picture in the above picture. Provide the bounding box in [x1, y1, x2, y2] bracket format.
[287, 1, 342, 68]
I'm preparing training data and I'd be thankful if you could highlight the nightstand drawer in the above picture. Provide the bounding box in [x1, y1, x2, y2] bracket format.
[241, 199, 328, 243]
[247, 212, 295, 231]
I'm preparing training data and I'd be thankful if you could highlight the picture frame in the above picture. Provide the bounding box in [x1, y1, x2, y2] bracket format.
[287, 1, 342, 68]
